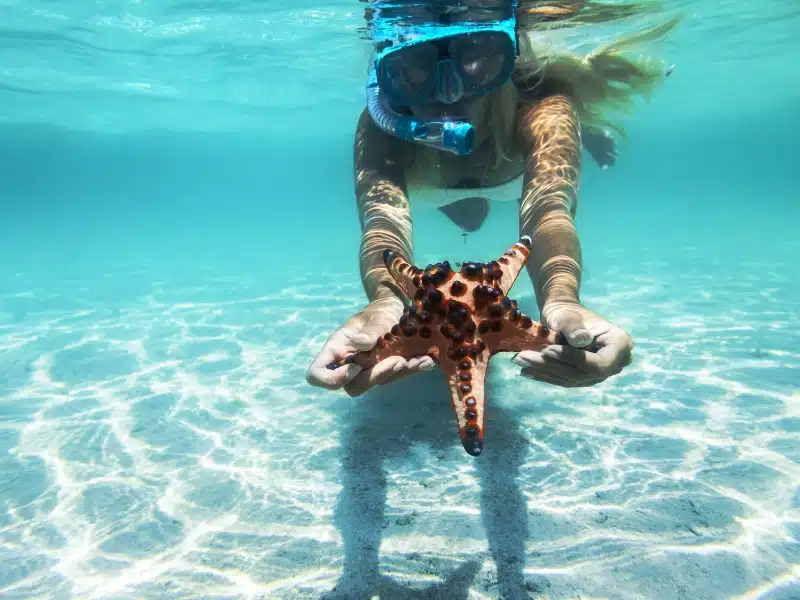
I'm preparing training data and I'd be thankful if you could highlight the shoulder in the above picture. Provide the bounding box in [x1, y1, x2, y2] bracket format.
[354, 109, 415, 170]
[513, 93, 580, 156]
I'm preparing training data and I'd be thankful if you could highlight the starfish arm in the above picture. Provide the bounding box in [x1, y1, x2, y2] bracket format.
[328, 260, 458, 372]
[495, 235, 533, 294]
[482, 315, 560, 354]
[382, 249, 420, 301]
[327, 320, 442, 371]
[440, 348, 490, 457]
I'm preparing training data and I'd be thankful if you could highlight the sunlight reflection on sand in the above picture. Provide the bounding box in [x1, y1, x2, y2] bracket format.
[0, 252, 797, 599]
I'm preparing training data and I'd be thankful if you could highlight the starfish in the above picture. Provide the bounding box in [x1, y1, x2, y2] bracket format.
[328, 236, 562, 457]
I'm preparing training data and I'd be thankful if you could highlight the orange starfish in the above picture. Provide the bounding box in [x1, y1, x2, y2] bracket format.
[328, 236, 561, 456]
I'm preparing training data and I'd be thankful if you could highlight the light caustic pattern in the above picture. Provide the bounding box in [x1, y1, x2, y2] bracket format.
[0, 252, 798, 600]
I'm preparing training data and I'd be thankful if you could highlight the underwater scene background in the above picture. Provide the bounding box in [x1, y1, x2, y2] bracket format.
[0, 1, 798, 598]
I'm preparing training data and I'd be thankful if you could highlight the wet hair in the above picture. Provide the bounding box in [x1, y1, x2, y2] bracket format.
[513, 1, 680, 138]
[362, 1, 679, 173]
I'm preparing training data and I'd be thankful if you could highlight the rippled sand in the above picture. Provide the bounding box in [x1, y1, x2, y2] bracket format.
[0, 249, 797, 600]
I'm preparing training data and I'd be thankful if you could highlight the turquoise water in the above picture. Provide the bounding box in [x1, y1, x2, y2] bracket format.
[1, 1, 799, 599]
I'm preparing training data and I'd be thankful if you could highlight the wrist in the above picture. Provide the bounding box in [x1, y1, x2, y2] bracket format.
[533, 256, 581, 310]
[372, 285, 406, 312]
[540, 291, 581, 312]
[362, 270, 406, 305]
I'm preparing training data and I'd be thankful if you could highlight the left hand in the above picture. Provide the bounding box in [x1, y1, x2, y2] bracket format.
[512, 301, 633, 388]
[582, 126, 617, 170]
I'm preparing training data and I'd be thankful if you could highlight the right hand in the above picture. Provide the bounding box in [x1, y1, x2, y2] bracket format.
[305, 293, 436, 397]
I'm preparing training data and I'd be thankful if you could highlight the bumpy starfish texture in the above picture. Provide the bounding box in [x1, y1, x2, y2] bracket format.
[328, 236, 562, 457]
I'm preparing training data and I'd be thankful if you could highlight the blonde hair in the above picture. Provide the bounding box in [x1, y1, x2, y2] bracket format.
[513, 1, 680, 138]
[406, 1, 680, 178]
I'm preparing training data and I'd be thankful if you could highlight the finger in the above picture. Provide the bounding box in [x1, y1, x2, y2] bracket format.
[350, 313, 397, 351]
[543, 333, 631, 374]
[513, 350, 605, 387]
[326, 325, 362, 351]
[306, 333, 364, 388]
[513, 351, 590, 382]
[344, 356, 407, 397]
[317, 326, 364, 367]
[379, 365, 419, 387]
[540, 345, 595, 372]
[546, 308, 593, 348]
[519, 363, 605, 388]
[518, 367, 572, 387]
[408, 354, 436, 371]
[306, 361, 362, 390]
[541, 347, 627, 383]
[379, 354, 436, 386]
[595, 331, 634, 367]
[512, 350, 548, 367]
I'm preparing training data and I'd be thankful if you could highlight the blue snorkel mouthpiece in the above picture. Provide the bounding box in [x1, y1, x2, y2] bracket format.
[442, 121, 475, 155]
[366, 64, 475, 156]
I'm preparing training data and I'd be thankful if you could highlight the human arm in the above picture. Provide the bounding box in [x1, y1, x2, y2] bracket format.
[354, 109, 414, 304]
[514, 95, 633, 386]
[306, 110, 435, 393]
[517, 95, 583, 318]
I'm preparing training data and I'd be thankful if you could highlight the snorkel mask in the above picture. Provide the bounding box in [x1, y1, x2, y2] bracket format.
[366, 1, 519, 156]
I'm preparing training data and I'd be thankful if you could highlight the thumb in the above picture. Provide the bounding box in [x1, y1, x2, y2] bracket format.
[350, 312, 395, 351]
[546, 305, 593, 348]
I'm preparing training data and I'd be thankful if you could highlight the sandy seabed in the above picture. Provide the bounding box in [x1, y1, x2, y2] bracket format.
[0, 248, 798, 600]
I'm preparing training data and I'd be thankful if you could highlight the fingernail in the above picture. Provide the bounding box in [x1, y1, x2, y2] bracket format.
[512, 354, 533, 368]
[569, 328, 592, 347]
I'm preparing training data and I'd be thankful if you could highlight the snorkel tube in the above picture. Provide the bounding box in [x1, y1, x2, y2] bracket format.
[365, 64, 475, 156]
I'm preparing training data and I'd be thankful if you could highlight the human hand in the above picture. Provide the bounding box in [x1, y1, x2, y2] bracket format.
[512, 301, 633, 388]
[305, 293, 436, 397]
[582, 126, 617, 170]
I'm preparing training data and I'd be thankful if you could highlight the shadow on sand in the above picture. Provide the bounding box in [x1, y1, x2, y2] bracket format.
[323, 370, 543, 600]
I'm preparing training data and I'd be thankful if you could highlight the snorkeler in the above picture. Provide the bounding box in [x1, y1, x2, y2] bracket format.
[307, 0, 678, 395]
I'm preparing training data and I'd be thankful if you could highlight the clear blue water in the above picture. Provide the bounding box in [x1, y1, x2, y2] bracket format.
[1, 1, 799, 599]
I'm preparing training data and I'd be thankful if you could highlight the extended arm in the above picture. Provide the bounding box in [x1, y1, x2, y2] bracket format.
[354, 109, 415, 303]
[513, 95, 634, 385]
[305, 111, 422, 392]
[516, 95, 583, 314]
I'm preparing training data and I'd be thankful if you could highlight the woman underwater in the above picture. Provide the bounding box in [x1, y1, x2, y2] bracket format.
[307, 0, 678, 396]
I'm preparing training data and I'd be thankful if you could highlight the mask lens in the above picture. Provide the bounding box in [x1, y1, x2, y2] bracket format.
[379, 43, 438, 104]
[449, 32, 513, 91]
